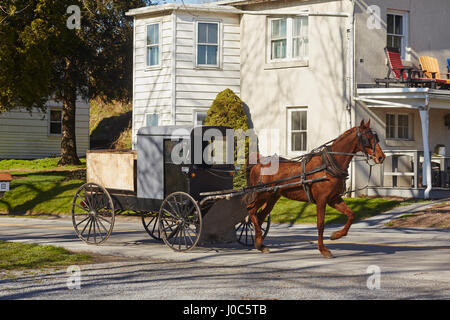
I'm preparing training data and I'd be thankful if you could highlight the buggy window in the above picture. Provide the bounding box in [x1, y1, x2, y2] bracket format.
[164, 139, 190, 165]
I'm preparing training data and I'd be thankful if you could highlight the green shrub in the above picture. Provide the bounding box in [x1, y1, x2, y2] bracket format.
[204, 89, 249, 131]
[204, 89, 249, 188]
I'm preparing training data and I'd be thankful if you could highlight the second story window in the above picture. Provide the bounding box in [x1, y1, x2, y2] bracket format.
[147, 23, 160, 67]
[269, 16, 309, 62]
[197, 22, 219, 66]
[387, 12, 408, 59]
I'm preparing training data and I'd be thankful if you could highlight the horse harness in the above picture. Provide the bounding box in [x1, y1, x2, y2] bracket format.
[287, 127, 379, 203]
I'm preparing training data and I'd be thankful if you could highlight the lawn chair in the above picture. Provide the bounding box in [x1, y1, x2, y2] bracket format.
[375, 47, 437, 88]
[419, 56, 450, 89]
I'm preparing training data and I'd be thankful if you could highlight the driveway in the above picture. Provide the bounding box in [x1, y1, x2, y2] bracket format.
[0, 201, 449, 299]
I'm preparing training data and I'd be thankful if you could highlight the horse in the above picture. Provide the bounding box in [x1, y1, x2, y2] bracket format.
[246, 120, 385, 258]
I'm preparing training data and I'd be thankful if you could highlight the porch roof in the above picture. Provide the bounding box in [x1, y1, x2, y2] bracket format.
[355, 88, 450, 109]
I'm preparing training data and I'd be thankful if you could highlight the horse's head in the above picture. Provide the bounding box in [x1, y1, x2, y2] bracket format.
[357, 119, 385, 164]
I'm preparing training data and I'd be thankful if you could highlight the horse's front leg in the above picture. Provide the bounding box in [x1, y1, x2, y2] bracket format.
[316, 200, 333, 258]
[328, 197, 354, 240]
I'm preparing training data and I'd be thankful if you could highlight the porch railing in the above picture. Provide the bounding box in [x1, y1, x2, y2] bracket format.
[379, 150, 450, 189]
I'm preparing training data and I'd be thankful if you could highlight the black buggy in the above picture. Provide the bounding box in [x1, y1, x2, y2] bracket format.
[72, 126, 270, 252]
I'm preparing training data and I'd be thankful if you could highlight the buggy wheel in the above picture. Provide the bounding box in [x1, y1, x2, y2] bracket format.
[72, 182, 115, 245]
[141, 211, 162, 241]
[235, 213, 271, 247]
[159, 192, 202, 252]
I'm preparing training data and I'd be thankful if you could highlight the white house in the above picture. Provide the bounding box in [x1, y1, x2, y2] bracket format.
[0, 99, 90, 159]
[126, 0, 450, 199]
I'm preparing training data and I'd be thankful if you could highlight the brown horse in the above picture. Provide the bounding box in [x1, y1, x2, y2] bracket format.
[246, 120, 385, 258]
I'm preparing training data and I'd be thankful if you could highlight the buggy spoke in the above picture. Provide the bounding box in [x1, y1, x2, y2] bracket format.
[80, 217, 92, 236]
[74, 203, 89, 213]
[96, 217, 109, 234]
[76, 216, 91, 228]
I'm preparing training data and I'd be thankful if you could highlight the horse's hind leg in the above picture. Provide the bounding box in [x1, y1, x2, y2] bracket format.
[328, 197, 355, 240]
[247, 197, 271, 253]
[257, 194, 280, 225]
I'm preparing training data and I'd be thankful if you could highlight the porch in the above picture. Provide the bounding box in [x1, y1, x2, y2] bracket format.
[366, 149, 450, 199]
[355, 87, 450, 199]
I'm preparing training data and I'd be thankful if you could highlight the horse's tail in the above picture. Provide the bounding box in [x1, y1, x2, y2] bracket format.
[245, 152, 260, 186]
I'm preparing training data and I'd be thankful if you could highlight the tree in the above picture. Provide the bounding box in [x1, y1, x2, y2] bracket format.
[0, 0, 152, 165]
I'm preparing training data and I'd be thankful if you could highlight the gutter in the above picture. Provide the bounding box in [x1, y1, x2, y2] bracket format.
[171, 11, 177, 125]
[348, 0, 356, 197]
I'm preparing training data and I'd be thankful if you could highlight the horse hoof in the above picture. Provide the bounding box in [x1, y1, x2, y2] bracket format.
[330, 232, 340, 240]
[321, 251, 334, 259]
[260, 246, 270, 254]
[256, 245, 270, 253]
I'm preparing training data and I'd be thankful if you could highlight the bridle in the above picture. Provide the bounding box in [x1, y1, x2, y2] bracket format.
[356, 127, 380, 162]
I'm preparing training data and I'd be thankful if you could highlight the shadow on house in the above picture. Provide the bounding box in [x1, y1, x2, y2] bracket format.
[90, 111, 132, 149]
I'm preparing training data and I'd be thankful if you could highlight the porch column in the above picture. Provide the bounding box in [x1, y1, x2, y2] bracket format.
[419, 107, 432, 199]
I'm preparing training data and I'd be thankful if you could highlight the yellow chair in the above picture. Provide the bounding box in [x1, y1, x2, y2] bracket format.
[419, 56, 450, 87]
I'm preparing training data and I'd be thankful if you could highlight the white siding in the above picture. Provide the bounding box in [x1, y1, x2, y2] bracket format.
[131, 10, 241, 145]
[132, 14, 174, 147]
[0, 99, 90, 159]
[174, 11, 241, 125]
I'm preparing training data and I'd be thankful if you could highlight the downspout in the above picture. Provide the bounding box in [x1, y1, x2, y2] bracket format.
[347, 0, 355, 130]
[419, 95, 432, 199]
[171, 10, 177, 125]
[348, 0, 356, 196]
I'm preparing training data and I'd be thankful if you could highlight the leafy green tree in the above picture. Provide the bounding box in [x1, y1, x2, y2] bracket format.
[0, 0, 152, 165]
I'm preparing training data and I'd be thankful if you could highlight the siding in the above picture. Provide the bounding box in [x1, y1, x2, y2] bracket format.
[132, 14, 173, 147]
[0, 99, 90, 159]
[355, 0, 450, 84]
[174, 11, 241, 125]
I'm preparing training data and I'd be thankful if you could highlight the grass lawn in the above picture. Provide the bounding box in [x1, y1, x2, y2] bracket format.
[0, 241, 92, 270]
[270, 196, 425, 225]
[0, 157, 86, 171]
[0, 171, 84, 215]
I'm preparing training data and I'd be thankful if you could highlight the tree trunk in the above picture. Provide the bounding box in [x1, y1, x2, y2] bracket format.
[58, 87, 81, 166]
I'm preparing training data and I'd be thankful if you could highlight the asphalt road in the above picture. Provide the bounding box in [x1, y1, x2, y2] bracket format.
[0, 201, 449, 300]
